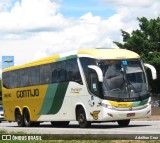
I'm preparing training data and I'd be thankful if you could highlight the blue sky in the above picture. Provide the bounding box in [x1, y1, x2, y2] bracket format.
[0, 0, 21, 12]
[59, 0, 115, 18]
[0, 0, 116, 18]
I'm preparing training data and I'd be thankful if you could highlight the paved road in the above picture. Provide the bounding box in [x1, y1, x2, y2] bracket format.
[0, 121, 160, 135]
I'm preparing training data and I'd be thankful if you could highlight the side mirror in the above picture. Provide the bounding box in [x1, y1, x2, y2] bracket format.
[144, 63, 157, 80]
[88, 65, 103, 82]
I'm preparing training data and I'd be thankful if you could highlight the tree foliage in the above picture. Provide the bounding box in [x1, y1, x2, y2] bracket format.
[114, 17, 160, 93]
[0, 80, 2, 101]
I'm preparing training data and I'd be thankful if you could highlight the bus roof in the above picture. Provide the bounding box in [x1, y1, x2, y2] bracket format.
[78, 48, 140, 59]
[3, 48, 140, 72]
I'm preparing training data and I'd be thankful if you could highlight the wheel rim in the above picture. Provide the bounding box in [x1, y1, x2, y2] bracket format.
[17, 115, 21, 122]
[79, 113, 85, 124]
[17, 113, 22, 123]
[24, 111, 30, 125]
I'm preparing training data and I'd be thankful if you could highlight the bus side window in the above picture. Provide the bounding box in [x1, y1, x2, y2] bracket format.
[52, 61, 66, 83]
[66, 59, 82, 84]
[88, 69, 100, 96]
[29, 66, 40, 86]
[40, 64, 52, 84]
[80, 57, 102, 97]
[10, 71, 18, 88]
[17, 69, 29, 87]
[52, 63, 58, 83]
[2, 72, 10, 88]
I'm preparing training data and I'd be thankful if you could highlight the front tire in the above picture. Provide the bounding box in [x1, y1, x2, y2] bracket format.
[117, 119, 130, 127]
[77, 107, 91, 128]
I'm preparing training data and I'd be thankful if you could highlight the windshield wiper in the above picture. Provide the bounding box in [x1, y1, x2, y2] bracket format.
[126, 79, 142, 101]
[121, 64, 142, 101]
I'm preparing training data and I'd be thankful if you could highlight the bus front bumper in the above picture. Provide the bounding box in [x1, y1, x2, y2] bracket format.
[101, 104, 151, 121]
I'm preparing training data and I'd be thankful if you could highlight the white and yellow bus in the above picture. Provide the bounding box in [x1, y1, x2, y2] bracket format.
[2, 48, 157, 128]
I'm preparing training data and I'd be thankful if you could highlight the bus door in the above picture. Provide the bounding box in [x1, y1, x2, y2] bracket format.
[88, 68, 102, 121]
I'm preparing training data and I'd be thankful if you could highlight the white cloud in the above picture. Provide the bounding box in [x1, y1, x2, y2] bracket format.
[33, 51, 48, 61]
[0, 0, 72, 34]
[0, 0, 160, 75]
[98, 0, 157, 8]
[97, 0, 160, 33]
[31, 12, 119, 56]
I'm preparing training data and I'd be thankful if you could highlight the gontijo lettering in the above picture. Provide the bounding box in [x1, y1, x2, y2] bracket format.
[16, 89, 39, 98]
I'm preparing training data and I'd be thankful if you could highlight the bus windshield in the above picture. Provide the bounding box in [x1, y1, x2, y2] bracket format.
[98, 60, 149, 100]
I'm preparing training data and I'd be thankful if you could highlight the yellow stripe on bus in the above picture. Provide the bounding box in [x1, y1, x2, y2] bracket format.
[108, 101, 132, 107]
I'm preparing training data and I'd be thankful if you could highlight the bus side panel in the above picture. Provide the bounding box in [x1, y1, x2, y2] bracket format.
[2, 85, 48, 121]
[37, 82, 70, 121]
[58, 82, 88, 121]
[37, 82, 94, 122]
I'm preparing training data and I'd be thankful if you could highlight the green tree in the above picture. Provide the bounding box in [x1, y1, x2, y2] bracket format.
[114, 17, 160, 93]
[0, 80, 2, 104]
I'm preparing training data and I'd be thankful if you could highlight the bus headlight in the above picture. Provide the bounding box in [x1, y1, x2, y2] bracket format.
[101, 103, 114, 110]
[107, 105, 114, 109]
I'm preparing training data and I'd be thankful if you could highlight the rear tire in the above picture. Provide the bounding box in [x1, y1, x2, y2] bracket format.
[15, 109, 24, 127]
[77, 107, 91, 128]
[23, 109, 34, 127]
[51, 121, 69, 127]
[117, 119, 130, 127]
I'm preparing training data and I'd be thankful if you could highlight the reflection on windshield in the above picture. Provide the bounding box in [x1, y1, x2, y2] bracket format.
[98, 60, 148, 99]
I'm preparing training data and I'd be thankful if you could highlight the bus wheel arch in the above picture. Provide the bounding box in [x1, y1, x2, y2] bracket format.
[75, 105, 91, 128]
[15, 108, 24, 127]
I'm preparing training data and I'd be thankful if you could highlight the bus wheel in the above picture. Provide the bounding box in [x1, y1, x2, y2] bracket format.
[51, 121, 69, 127]
[117, 119, 130, 127]
[23, 109, 33, 127]
[15, 109, 24, 127]
[77, 107, 91, 128]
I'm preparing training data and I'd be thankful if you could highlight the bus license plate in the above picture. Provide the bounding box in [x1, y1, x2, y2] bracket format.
[127, 113, 135, 117]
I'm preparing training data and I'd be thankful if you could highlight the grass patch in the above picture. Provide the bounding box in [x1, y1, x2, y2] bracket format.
[0, 140, 160, 143]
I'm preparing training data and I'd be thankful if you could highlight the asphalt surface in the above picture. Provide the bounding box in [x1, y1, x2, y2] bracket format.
[0, 120, 160, 135]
